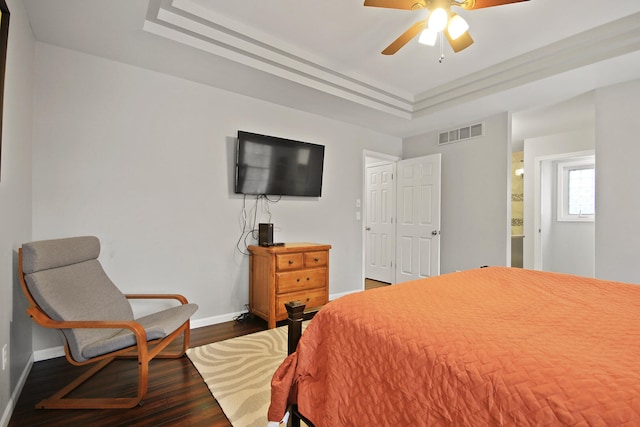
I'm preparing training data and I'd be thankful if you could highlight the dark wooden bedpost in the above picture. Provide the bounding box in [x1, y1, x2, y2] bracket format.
[285, 300, 306, 355]
[285, 301, 306, 427]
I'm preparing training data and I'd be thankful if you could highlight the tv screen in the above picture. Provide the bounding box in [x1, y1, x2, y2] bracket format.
[234, 131, 325, 197]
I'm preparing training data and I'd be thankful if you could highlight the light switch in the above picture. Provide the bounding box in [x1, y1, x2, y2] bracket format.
[356, 211, 361, 221]
[356, 199, 361, 208]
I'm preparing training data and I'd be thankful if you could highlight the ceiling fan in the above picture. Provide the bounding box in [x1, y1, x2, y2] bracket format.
[365, 0, 530, 55]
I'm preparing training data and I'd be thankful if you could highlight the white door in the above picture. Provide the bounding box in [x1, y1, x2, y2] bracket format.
[395, 154, 441, 283]
[365, 162, 396, 283]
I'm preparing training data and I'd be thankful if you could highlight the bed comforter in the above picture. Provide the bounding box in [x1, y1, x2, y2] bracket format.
[269, 267, 640, 426]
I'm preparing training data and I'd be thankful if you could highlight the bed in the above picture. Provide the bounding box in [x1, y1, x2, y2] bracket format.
[268, 267, 640, 426]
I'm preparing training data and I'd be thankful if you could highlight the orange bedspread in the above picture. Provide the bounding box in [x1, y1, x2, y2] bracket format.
[269, 267, 640, 426]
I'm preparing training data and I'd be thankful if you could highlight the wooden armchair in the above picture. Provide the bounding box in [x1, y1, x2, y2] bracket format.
[19, 236, 198, 409]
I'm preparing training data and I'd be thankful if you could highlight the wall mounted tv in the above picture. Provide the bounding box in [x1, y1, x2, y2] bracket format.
[234, 131, 325, 197]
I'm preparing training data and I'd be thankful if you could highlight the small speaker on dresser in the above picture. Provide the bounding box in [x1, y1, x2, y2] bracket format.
[259, 223, 274, 246]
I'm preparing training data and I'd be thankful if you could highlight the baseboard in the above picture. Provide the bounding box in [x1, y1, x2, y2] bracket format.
[0, 353, 34, 427]
[32, 310, 247, 362]
[33, 345, 65, 362]
[191, 291, 359, 326]
[31, 295, 355, 362]
[329, 290, 359, 301]
[189, 310, 245, 329]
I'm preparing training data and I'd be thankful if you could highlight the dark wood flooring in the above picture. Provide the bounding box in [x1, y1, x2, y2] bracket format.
[8, 317, 268, 427]
[9, 280, 384, 427]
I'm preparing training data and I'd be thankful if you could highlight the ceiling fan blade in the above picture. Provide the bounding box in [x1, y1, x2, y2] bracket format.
[381, 21, 426, 55]
[364, 0, 424, 10]
[461, 0, 529, 10]
[444, 29, 474, 53]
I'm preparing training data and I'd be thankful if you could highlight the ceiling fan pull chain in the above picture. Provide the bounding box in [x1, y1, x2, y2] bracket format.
[438, 32, 445, 63]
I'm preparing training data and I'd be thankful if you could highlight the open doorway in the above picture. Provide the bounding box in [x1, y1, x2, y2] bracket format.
[513, 92, 596, 273]
[511, 151, 524, 268]
[534, 151, 595, 277]
[363, 151, 399, 289]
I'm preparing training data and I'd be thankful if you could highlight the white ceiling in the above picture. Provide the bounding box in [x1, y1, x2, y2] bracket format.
[23, 0, 640, 138]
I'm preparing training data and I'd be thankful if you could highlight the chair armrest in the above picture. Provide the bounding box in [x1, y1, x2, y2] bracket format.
[27, 306, 147, 338]
[27, 306, 151, 364]
[124, 294, 189, 304]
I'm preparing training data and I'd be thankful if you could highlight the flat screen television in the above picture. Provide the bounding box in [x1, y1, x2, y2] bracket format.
[234, 131, 325, 197]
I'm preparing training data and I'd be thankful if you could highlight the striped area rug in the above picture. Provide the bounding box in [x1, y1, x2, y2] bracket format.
[187, 322, 307, 427]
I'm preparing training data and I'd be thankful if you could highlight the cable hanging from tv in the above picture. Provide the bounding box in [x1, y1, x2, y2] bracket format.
[235, 194, 276, 255]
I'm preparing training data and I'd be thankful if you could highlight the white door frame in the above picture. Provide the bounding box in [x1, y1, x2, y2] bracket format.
[362, 150, 400, 289]
[533, 149, 595, 270]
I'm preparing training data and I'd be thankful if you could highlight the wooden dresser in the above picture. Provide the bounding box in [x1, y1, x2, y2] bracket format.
[248, 242, 331, 329]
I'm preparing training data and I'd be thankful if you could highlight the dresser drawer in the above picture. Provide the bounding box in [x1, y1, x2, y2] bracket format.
[276, 268, 327, 293]
[304, 251, 328, 268]
[276, 287, 327, 318]
[276, 253, 304, 271]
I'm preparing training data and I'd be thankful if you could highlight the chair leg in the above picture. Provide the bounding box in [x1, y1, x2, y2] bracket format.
[34, 322, 189, 409]
[36, 356, 149, 409]
[147, 323, 191, 359]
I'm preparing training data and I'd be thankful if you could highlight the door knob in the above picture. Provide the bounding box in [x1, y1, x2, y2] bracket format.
[431, 230, 438, 235]
[365, 227, 371, 231]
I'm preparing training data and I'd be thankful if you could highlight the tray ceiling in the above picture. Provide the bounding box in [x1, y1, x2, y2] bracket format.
[23, 0, 640, 137]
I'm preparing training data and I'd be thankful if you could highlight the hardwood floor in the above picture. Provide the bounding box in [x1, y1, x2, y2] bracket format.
[8, 317, 268, 427]
[365, 278, 390, 290]
[10, 282, 386, 427]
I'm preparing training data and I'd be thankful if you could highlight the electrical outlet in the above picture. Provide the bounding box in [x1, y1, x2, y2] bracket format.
[2, 344, 7, 370]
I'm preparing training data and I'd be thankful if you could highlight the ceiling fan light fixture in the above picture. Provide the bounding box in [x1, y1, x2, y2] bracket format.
[427, 7, 448, 32]
[447, 13, 469, 40]
[369, 0, 524, 56]
[418, 27, 438, 46]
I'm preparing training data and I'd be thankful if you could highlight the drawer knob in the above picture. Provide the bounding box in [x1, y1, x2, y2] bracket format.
[306, 297, 310, 302]
[306, 277, 310, 281]
[297, 278, 300, 282]
[314, 257, 319, 262]
[288, 260, 294, 265]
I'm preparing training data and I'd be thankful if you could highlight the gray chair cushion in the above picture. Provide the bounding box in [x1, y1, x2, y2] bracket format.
[22, 236, 198, 363]
[82, 303, 198, 360]
[25, 259, 135, 362]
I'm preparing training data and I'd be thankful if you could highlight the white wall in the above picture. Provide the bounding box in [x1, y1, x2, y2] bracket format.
[31, 43, 402, 352]
[403, 113, 511, 273]
[523, 128, 595, 270]
[594, 79, 640, 284]
[1, 0, 35, 424]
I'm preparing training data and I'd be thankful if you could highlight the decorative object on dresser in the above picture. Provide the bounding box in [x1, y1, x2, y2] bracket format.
[249, 243, 331, 329]
[258, 222, 274, 246]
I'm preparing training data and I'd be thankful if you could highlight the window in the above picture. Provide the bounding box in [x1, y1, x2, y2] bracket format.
[557, 156, 595, 222]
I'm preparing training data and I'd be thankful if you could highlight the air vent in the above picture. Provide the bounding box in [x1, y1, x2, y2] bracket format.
[438, 122, 483, 145]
